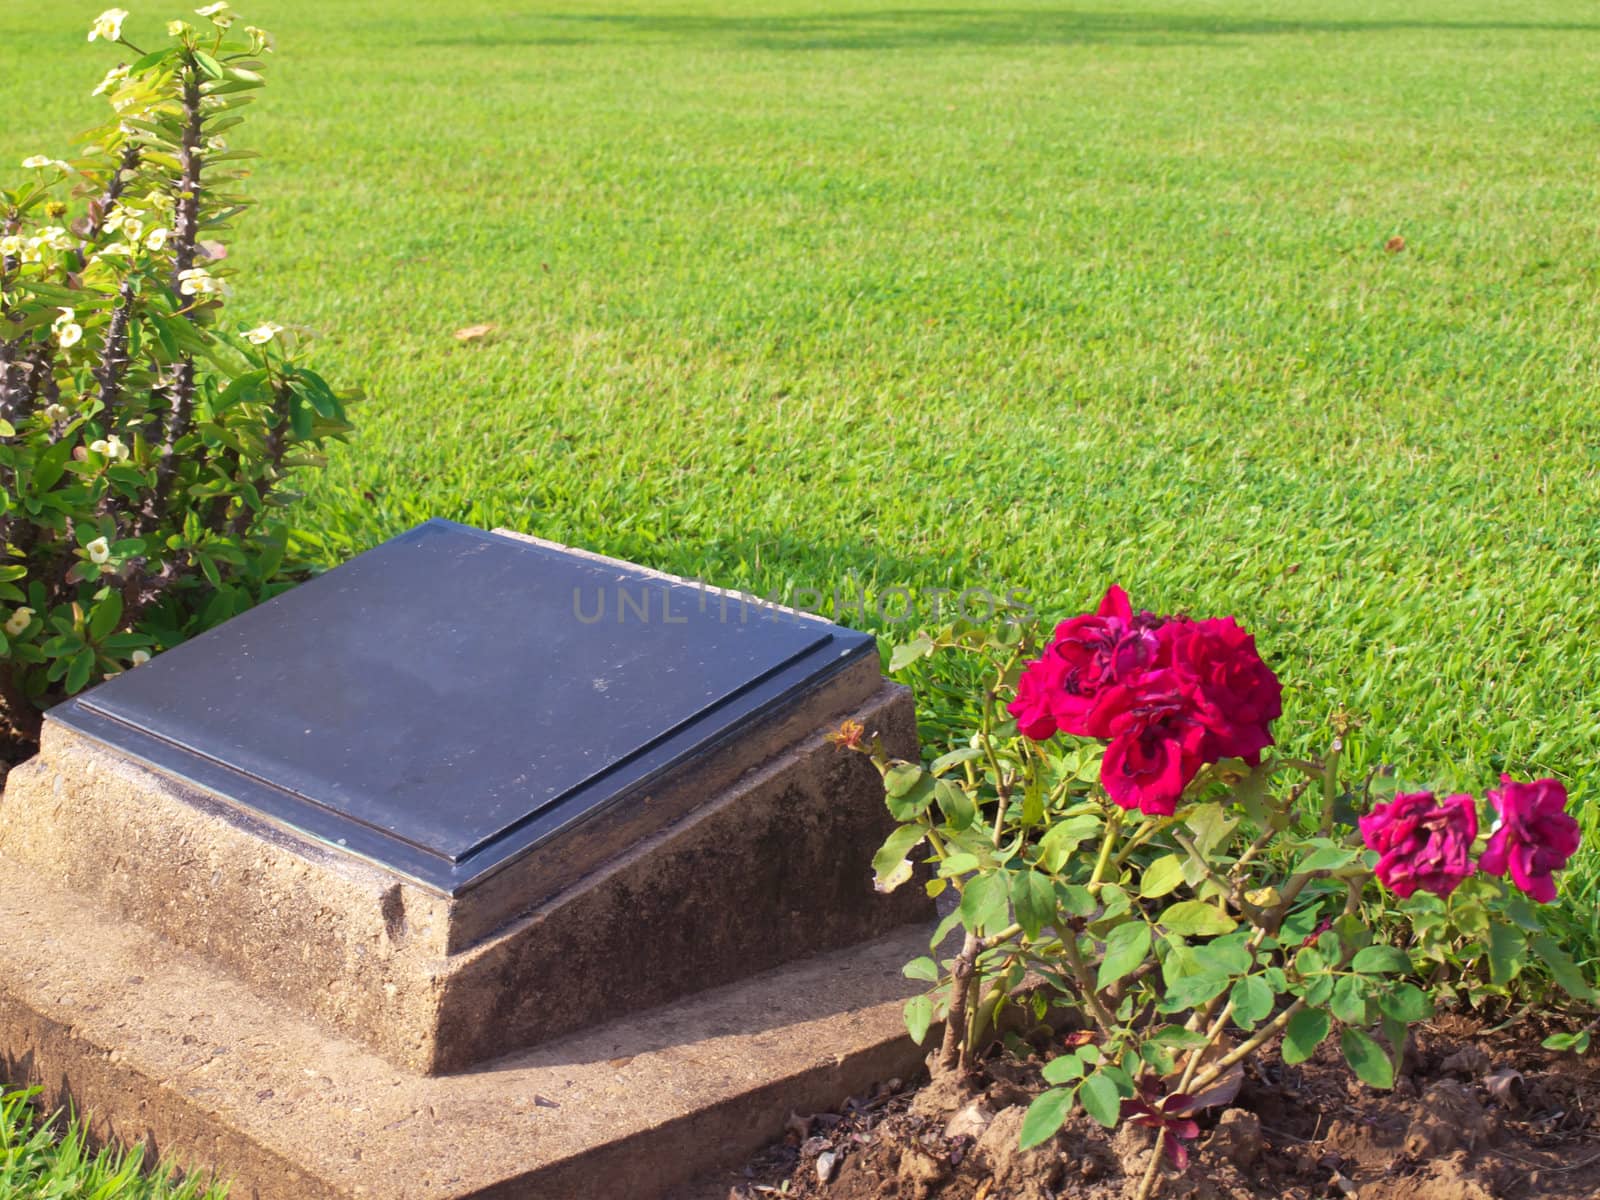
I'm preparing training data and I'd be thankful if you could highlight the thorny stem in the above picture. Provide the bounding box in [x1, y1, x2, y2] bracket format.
[146, 60, 206, 532]
[936, 922, 1023, 1073]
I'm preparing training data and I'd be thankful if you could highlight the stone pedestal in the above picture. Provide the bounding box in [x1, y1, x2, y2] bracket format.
[0, 522, 934, 1196]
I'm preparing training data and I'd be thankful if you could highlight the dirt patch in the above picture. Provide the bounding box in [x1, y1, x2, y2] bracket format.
[680, 1018, 1600, 1200]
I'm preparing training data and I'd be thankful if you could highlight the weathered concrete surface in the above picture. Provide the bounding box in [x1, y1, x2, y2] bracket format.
[0, 676, 927, 1073]
[0, 855, 933, 1199]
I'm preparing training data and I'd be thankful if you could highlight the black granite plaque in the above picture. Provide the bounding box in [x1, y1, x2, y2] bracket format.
[53, 521, 876, 894]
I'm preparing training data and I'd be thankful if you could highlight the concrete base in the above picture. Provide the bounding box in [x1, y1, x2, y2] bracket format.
[1, 675, 928, 1073]
[0, 854, 932, 1199]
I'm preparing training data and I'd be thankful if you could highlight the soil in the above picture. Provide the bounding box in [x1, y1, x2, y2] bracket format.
[679, 1015, 1600, 1200]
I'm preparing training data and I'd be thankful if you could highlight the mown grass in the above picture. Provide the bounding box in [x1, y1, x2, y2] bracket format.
[4, 0, 1597, 934]
[0, 1, 1597, 1183]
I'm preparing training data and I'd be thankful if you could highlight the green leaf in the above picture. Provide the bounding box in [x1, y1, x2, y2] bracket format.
[903, 995, 935, 1045]
[1019, 1088, 1075, 1150]
[1078, 1073, 1122, 1128]
[193, 50, 226, 79]
[1041, 1055, 1086, 1084]
[1340, 1028, 1395, 1089]
[1330, 975, 1372, 1026]
[1037, 813, 1102, 872]
[1191, 933, 1252, 977]
[887, 635, 933, 673]
[1283, 1007, 1330, 1065]
[1159, 900, 1237, 937]
[65, 647, 95, 695]
[1487, 922, 1527, 986]
[1230, 975, 1275, 1028]
[902, 957, 939, 983]
[1541, 1030, 1591, 1054]
[933, 778, 976, 831]
[1157, 970, 1232, 1013]
[1377, 983, 1432, 1024]
[1057, 883, 1096, 917]
[959, 871, 1011, 934]
[1011, 870, 1058, 939]
[1096, 922, 1152, 992]
[871, 824, 925, 887]
[88, 592, 123, 642]
[886, 773, 936, 822]
[1295, 845, 1360, 874]
[1139, 854, 1186, 899]
[929, 746, 983, 776]
[1531, 935, 1597, 1002]
[884, 761, 926, 798]
[1351, 945, 1411, 975]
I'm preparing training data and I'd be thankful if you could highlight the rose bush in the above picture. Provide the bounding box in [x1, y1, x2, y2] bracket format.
[844, 589, 1590, 1199]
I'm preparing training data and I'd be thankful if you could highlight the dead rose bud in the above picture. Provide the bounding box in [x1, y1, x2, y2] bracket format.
[826, 719, 866, 751]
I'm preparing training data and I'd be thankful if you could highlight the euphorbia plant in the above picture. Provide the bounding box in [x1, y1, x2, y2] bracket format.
[840, 586, 1591, 1199]
[0, 6, 353, 742]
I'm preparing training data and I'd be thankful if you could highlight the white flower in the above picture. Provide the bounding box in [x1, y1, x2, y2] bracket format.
[21, 155, 52, 169]
[92, 64, 130, 96]
[52, 309, 83, 350]
[4, 608, 33, 638]
[20, 242, 43, 265]
[89, 8, 129, 42]
[90, 435, 129, 461]
[37, 227, 70, 251]
[41, 403, 69, 423]
[96, 242, 134, 257]
[195, 2, 233, 28]
[206, 136, 228, 153]
[145, 227, 170, 252]
[0, 235, 22, 257]
[177, 266, 228, 297]
[245, 24, 275, 52]
[86, 537, 112, 564]
[130, 649, 151, 666]
[167, 19, 192, 37]
[104, 206, 128, 232]
[144, 190, 174, 213]
[245, 322, 283, 345]
[119, 216, 144, 242]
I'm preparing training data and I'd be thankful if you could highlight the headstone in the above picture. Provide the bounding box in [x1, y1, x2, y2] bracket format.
[5, 521, 929, 1072]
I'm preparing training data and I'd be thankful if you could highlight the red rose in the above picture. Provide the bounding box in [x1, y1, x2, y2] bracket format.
[1165, 617, 1282, 764]
[1478, 776, 1580, 904]
[1043, 585, 1166, 739]
[1008, 649, 1065, 740]
[1100, 694, 1207, 816]
[1358, 791, 1477, 899]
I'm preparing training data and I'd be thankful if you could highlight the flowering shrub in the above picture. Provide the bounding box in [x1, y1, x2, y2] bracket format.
[0, 7, 353, 741]
[844, 589, 1591, 1198]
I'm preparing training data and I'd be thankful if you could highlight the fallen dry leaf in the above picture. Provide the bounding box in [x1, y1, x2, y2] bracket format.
[454, 323, 495, 342]
[1385, 235, 1406, 253]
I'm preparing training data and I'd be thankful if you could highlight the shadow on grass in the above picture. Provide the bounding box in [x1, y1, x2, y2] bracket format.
[420, 7, 1600, 51]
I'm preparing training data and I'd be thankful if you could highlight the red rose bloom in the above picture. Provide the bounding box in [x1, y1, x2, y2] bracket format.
[1165, 617, 1282, 764]
[1009, 585, 1166, 742]
[1008, 649, 1065, 740]
[1358, 791, 1478, 899]
[1100, 694, 1208, 816]
[1478, 776, 1580, 904]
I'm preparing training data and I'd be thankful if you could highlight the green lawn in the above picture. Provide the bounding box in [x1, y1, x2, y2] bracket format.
[1, 0, 1598, 1184]
[3, 0, 1600, 1190]
[6, 0, 1598, 928]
